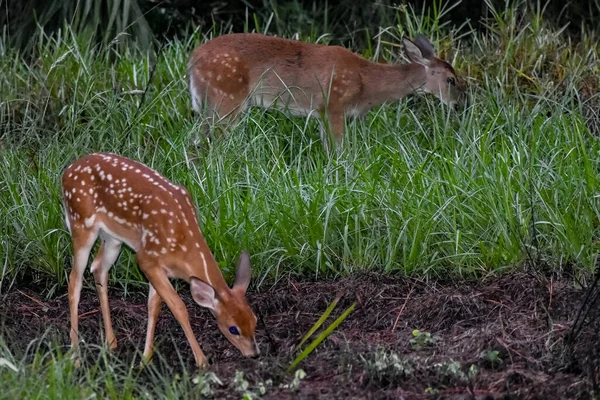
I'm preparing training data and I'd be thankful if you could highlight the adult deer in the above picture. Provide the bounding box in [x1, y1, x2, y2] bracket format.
[188, 33, 466, 148]
[62, 152, 259, 367]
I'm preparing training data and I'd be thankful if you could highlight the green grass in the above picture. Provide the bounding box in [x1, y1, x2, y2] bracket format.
[1, 2, 599, 294]
[0, 337, 230, 399]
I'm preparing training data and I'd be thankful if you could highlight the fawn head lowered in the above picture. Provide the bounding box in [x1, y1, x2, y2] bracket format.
[190, 251, 258, 357]
[188, 33, 466, 148]
[402, 34, 467, 109]
[62, 152, 259, 367]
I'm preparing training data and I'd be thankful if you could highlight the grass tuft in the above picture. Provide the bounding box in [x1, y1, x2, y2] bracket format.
[1, 1, 599, 293]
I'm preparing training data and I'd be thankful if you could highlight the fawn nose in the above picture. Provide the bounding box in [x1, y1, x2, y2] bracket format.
[248, 338, 260, 358]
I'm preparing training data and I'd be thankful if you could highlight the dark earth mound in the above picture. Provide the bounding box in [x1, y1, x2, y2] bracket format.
[1, 271, 598, 399]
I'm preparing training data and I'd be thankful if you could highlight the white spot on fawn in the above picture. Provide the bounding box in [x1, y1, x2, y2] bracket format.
[84, 215, 96, 228]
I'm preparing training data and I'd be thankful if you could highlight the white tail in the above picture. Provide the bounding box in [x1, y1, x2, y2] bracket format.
[188, 33, 466, 148]
[62, 152, 259, 367]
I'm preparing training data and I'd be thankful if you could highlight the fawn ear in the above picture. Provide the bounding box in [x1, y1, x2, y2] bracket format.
[403, 34, 435, 66]
[190, 277, 217, 310]
[233, 250, 252, 293]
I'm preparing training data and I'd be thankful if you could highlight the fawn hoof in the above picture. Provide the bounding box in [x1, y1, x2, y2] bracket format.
[139, 353, 153, 370]
[108, 339, 118, 351]
[138, 359, 151, 371]
[196, 357, 210, 369]
[70, 346, 81, 368]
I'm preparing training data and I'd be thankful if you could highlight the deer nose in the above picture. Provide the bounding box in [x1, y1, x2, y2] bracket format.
[249, 338, 260, 357]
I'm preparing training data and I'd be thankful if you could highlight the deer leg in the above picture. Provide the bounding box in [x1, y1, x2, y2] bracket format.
[142, 283, 162, 363]
[208, 95, 246, 138]
[328, 109, 345, 147]
[141, 263, 207, 368]
[90, 237, 122, 350]
[68, 228, 98, 366]
[318, 108, 345, 153]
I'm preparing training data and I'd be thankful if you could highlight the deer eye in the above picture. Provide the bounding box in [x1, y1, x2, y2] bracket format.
[229, 326, 240, 335]
[447, 77, 456, 86]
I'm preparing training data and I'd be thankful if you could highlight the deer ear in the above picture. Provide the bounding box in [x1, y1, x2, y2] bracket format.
[233, 250, 252, 293]
[190, 277, 217, 310]
[403, 35, 434, 66]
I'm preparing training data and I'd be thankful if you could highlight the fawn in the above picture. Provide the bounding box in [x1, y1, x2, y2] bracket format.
[62, 152, 259, 367]
[188, 33, 466, 148]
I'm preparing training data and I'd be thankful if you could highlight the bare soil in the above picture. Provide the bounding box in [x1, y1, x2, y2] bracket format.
[1, 271, 598, 399]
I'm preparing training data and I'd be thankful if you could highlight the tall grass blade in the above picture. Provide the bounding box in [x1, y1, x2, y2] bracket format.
[288, 301, 356, 372]
[296, 292, 342, 350]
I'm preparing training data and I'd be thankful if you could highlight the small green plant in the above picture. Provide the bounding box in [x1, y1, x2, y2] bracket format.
[233, 370, 274, 398]
[434, 359, 478, 384]
[409, 330, 437, 350]
[234, 370, 250, 393]
[256, 379, 273, 396]
[362, 348, 414, 386]
[279, 369, 307, 392]
[191, 372, 223, 397]
[479, 349, 503, 368]
[425, 386, 440, 395]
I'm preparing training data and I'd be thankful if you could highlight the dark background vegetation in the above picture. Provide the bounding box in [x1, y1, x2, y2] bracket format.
[1, 0, 599, 53]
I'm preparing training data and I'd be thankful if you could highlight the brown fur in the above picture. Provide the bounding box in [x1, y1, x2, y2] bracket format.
[62, 153, 259, 368]
[188, 33, 466, 148]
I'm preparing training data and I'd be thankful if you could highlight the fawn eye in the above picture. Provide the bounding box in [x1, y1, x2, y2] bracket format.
[229, 326, 240, 335]
[447, 77, 456, 86]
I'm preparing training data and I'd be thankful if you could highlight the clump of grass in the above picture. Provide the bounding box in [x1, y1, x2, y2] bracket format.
[1, 1, 599, 294]
[0, 337, 220, 399]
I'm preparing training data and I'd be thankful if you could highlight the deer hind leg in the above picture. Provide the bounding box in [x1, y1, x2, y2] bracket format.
[207, 92, 247, 138]
[138, 256, 208, 368]
[90, 236, 122, 350]
[68, 226, 99, 366]
[141, 283, 162, 364]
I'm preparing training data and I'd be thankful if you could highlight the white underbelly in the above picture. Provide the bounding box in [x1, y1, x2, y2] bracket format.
[248, 84, 323, 117]
[97, 221, 141, 252]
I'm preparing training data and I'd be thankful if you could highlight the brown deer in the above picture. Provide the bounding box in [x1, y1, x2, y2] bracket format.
[62, 152, 259, 367]
[188, 33, 466, 148]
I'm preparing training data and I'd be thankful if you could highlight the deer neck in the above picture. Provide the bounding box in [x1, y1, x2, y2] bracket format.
[178, 238, 229, 294]
[359, 62, 426, 108]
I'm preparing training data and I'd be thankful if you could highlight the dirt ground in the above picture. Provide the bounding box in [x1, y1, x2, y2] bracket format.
[1, 271, 599, 399]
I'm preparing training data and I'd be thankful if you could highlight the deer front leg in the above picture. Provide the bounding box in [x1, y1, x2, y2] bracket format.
[141, 264, 208, 368]
[328, 109, 345, 147]
[142, 283, 162, 364]
[318, 108, 345, 153]
[68, 228, 98, 367]
[90, 238, 122, 350]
